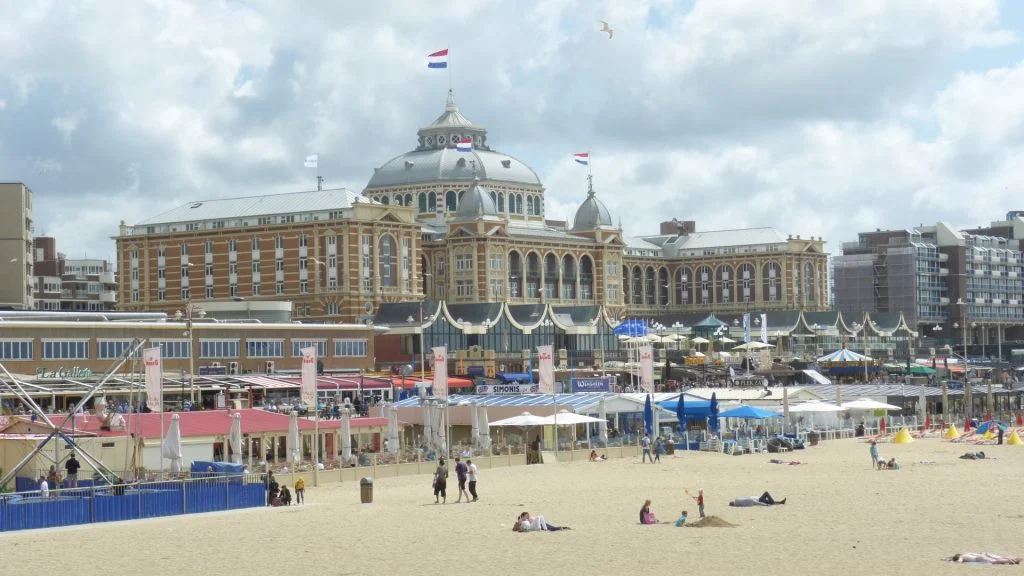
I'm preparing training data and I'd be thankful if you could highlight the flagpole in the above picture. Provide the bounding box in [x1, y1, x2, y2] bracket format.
[447, 45, 452, 92]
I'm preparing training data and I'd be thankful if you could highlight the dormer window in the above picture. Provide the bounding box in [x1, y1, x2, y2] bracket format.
[501, 160, 511, 168]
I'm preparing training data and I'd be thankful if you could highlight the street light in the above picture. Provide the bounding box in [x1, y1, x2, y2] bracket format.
[174, 302, 206, 406]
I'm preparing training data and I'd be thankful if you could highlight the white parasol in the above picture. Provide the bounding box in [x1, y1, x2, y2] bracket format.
[598, 398, 609, 445]
[478, 405, 491, 451]
[340, 407, 352, 463]
[287, 411, 301, 464]
[162, 413, 183, 474]
[539, 410, 605, 425]
[470, 400, 480, 447]
[841, 398, 901, 411]
[229, 412, 242, 465]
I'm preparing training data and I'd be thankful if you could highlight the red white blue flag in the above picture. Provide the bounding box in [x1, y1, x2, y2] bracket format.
[456, 137, 472, 152]
[427, 49, 448, 69]
[573, 152, 589, 165]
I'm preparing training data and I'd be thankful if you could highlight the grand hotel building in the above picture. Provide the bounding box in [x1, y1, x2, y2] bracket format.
[116, 92, 829, 328]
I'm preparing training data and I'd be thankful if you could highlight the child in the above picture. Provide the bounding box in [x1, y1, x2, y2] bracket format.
[691, 489, 705, 519]
[294, 476, 305, 504]
[675, 510, 688, 527]
[639, 499, 658, 524]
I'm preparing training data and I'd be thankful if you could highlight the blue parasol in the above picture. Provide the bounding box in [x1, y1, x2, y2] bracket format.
[643, 394, 653, 436]
[717, 405, 782, 420]
[676, 394, 686, 433]
[709, 392, 720, 435]
[976, 420, 1007, 434]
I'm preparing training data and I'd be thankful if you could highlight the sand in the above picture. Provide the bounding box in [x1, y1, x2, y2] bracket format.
[2, 436, 1022, 575]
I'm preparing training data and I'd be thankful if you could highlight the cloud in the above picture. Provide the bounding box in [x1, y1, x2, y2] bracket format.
[0, 0, 1019, 268]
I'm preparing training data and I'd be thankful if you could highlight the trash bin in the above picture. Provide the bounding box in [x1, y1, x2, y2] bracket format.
[359, 477, 373, 504]
[808, 432, 820, 447]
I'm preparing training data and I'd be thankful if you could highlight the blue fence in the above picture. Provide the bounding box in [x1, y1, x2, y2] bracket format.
[0, 474, 266, 532]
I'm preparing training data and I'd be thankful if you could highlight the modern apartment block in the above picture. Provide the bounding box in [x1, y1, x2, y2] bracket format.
[0, 182, 34, 310]
[32, 236, 117, 311]
[834, 214, 1024, 353]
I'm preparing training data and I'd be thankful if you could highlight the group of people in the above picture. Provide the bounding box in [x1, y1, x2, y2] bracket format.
[868, 441, 900, 470]
[266, 473, 306, 507]
[432, 456, 478, 504]
[640, 434, 666, 464]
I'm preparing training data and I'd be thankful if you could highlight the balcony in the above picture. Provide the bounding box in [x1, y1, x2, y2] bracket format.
[939, 297, 950, 304]
[939, 268, 948, 276]
[939, 253, 949, 262]
[99, 271, 116, 284]
[99, 291, 116, 303]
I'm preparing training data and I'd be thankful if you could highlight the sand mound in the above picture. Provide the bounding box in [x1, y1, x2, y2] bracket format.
[686, 515, 737, 528]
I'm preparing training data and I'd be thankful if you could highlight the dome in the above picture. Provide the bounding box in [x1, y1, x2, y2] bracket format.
[364, 91, 542, 190]
[572, 177, 614, 231]
[454, 178, 498, 221]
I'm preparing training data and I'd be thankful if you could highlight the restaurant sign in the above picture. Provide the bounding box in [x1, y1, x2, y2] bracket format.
[36, 367, 94, 379]
[570, 376, 614, 393]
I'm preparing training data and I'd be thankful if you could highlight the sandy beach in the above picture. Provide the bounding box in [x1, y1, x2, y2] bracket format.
[2, 436, 1021, 575]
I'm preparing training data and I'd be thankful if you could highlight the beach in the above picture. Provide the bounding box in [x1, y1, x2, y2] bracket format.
[2, 436, 1020, 575]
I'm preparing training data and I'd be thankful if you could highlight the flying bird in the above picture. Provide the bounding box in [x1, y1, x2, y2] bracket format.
[599, 20, 614, 39]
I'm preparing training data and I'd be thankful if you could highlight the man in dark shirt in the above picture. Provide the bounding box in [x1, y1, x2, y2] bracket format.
[65, 454, 81, 488]
[454, 456, 470, 503]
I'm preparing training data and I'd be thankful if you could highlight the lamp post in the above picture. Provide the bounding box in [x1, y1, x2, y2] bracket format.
[174, 301, 205, 406]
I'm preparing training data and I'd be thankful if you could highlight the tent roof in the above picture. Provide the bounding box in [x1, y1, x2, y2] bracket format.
[718, 405, 782, 419]
[817, 348, 873, 362]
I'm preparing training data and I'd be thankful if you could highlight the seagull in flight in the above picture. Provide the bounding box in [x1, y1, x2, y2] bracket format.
[599, 20, 614, 39]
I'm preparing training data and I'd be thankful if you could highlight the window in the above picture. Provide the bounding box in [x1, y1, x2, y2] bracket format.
[229, 284, 237, 297]
[133, 268, 140, 281]
[258, 216, 273, 225]
[181, 265, 189, 278]
[229, 262, 238, 275]
[276, 281, 284, 295]
[181, 287, 190, 300]
[252, 282, 261, 295]
[205, 286, 213, 299]
[158, 289, 166, 301]
[42, 340, 89, 360]
[97, 340, 137, 360]
[437, 257, 446, 275]
[489, 279, 504, 297]
[151, 340, 191, 359]
[205, 240, 213, 253]
[0, 340, 33, 360]
[299, 257, 308, 270]
[275, 236, 284, 249]
[247, 339, 283, 358]
[456, 254, 473, 271]
[456, 280, 474, 297]
[204, 263, 213, 277]
[326, 302, 340, 315]
[200, 340, 239, 359]
[252, 261, 260, 273]
[300, 280, 309, 293]
[401, 238, 411, 289]
[276, 259, 284, 272]
[158, 245, 166, 257]
[334, 338, 368, 357]
[131, 248, 139, 259]
[212, 221, 224, 229]
[132, 290, 139, 302]
[229, 239, 237, 252]
[292, 340, 328, 357]
[361, 235, 372, 291]
[181, 243, 189, 256]
[299, 235, 308, 248]
[489, 253, 503, 270]
[379, 235, 396, 286]
[282, 215, 295, 223]
[158, 267, 166, 279]
[329, 210, 345, 220]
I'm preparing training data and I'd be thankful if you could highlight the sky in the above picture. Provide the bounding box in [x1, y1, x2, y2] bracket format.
[1, 0, 1023, 265]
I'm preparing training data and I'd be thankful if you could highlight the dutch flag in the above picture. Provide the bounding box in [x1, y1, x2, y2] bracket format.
[456, 137, 472, 152]
[427, 49, 448, 69]
[573, 152, 589, 166]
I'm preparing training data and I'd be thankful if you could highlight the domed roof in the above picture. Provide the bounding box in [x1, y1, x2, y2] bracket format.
[365, 91, 542, 189]
[572, 176, 614, 231]
[454, 178, 498, 222]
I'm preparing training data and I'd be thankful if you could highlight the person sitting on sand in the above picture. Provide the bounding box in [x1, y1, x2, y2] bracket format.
[885, 457, 900, 470]
[674, 510, 688, 527]
[640, 499, 658, 524]
[947, 553, 1022, 565]
[280, 485, 292, 506]
[590, 450, 598, 462]
[512, 512, 571, 532]
[729, 491, 786, 507]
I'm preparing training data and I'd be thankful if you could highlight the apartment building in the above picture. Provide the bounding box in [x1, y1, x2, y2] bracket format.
[32, 236, 117, 311]
[0, 183, 34, 310]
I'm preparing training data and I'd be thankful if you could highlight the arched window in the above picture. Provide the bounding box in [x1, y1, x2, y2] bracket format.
[508, 251, 523, 298]
[739, 263, 754, 303]
[526, 196, 535, 216]
[632, 266, 643, 305]
[658, 268, 669, 306]
[544, 254, 560, 299]
[446, 191, 457, 212]
[762, 262, 781, 302]
[718, 265, 732, 304]
[497, 192, 505, 212]
[380, 195, 390, 205]
[645, 267, 656, 305]
[404, 193, 413, 207]
[697, 265, 712, 305]
[526, 253, 541, 298]
[393, 194, 402, 206]
[378, 235, 397, 287]
[418, 192, 427, 213]
[804, 262, 816, 305]
[421, 255, 429, 294]
[580, 255, 594, 300]
[622, 265, 631, 304]
[458, 190, 466, 203]
[676, 267, 692, 305]
[515, 194, 524, 214]
[489, 191, 497, 206]
[562, 255, 577, 299]
[428, 191, 437, 212]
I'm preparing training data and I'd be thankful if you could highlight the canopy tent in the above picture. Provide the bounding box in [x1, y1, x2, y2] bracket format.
[841, 398, 901, 411]
[817, 348, 873, 363]
[718, 405, 782, 420]
[658, 398, 713, 420]
[908, 365, 936, 376]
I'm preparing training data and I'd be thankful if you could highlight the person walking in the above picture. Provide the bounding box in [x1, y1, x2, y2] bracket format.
[294, 476, 305, 504]
[653, 437, 663, 463]
[641, 434, 653, 463]
[39, 475, 49, 498]
[64, 454, 81, 489]
[467, 458, 478, 502]
[433, 457, 449, 504]
[454, 456, 470, 503]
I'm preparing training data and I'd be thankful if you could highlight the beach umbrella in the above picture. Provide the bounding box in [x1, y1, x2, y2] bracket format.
[908, 365, 935, 376]
[288, 411, 301, 464]
[836, 385, 842, 408]
[422, 400, 434, 450]
[470, 400, 480, 448]
[690, 337, 710, 345]
[975, 420, 1007, 435]
[388, 405, 400, 455]
[541, 410, 605, 425]
[788, 400, 847, 413]
[709, 392, 720, 436]
[643, 394, 653, 436]
[652, 401, 661, 438]
[782, 386, 791, 431]
[490, 412, 549, 427]
[598, 398, 609, 445]
[840, 398, 901, 411]
[229, 412, 242, 465]
[163, 413, 183, 474]
[341, 407, 352, 463]
[675, 394, 686, 433]
[435, 403, 448, 456]
[717, 405, 782, 420]
[478, 405, 491, 451]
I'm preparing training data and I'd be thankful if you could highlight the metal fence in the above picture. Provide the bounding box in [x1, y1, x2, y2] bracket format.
[0, 473, 267, 533]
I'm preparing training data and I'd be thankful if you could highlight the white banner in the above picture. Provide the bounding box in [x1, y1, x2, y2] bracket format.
[432, 346, 448, 400]
[760, 313, 768, 344]
[300, 346, 317, 407]
[144, 347, 162, 412]
[304, 153, 318, 168]
[537, 345, 555, 395]
[639, 345, 654, 393]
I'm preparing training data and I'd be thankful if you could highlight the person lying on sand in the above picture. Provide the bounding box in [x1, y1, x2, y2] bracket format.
[946, 553, 1022, 564]
[512, 512, 571, 532]
[729, 492, 786, 507]
[960, 451, 987, 460]
[768, 459, 803, 465]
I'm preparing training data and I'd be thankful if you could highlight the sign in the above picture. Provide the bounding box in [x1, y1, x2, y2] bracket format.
[199, 365, 227, 376]
[36, 367, 94, 379]
[477, 383, 539, 395]
[143, 348, 162, 412]
[537, 345, 555, 395]
[570, 376, 613, 393]
[684, 357, 706, 366]
[467, 366, 485, 376]
[300, 347, 317, 406]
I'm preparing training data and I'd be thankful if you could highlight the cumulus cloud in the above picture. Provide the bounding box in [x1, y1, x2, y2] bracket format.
[0, 0, 1019, 264]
